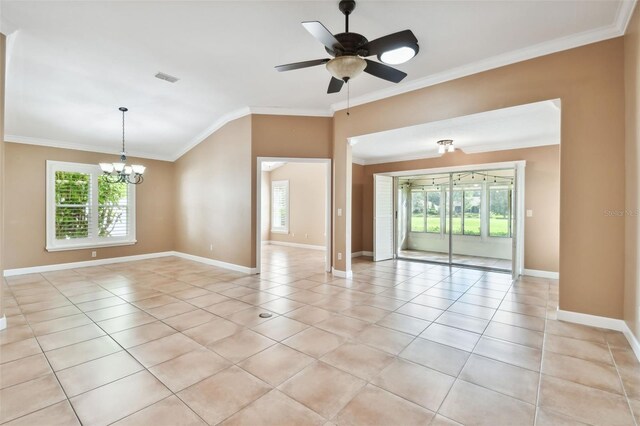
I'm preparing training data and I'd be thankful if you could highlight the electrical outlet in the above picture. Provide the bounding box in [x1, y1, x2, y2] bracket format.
[91, 251, 97, 258]
[305, 233, 308, 239]
[210, 244, 213, 251]
[337, 208, 342, 217]
[526, 210, 533, 217]
[338, 252, 342, 260]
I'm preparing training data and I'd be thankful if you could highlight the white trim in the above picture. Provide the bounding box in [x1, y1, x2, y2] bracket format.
[0, 316, 6, 331]
[352, 251, 374, 258]
[172, 252, 256, 275]
[376, 161, 527, 178]
[523, 269, 559, 279]
[256, 157, 332, 275]
[624, 323, 640, 363]
[618, 0, 638, 34]
[265, 241, 326, 251]
[352, 143, 557, 166]
[45, 160, 137, 252]
[332, 267, 353, 279]
[172, 107, 251, 161]
[249, 107, 333, 117]
[5, 136, 171, 161]
[3, 251, 257, 277]
[3, 251, 175, 276]
[557, 309, 626, 332]
[174, 107, 334, 161]
[330, 4, 636, 112]
[352, 157, 366, 166]
[556, 308, 640, 363]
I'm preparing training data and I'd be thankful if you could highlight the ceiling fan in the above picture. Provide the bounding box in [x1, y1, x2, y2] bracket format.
[275, 0, 419, 94]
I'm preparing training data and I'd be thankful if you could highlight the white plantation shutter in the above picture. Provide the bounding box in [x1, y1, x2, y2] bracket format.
[374, 174, 394, 261]
[46, 161, 136, 251]
[271, 180, 289, 233]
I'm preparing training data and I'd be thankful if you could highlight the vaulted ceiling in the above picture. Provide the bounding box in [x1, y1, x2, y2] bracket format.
[0, 0, 634, 160]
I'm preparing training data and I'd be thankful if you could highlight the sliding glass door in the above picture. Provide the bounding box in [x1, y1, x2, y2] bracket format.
[396, 168, 516, 273]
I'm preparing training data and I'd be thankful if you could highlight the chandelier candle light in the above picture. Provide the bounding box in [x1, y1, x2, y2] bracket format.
[99, 107, 146, 184]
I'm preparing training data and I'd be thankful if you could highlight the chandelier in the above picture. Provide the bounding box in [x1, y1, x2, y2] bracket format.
[437, 139, 455, 154]
[99, 107, 145, 184]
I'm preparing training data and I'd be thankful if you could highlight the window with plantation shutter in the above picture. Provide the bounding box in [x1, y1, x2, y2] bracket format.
[271, 180, 289, 234]
[46, 161, 136, 251]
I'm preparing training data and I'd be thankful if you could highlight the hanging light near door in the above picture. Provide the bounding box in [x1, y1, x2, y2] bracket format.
[437, 139, 455, 154]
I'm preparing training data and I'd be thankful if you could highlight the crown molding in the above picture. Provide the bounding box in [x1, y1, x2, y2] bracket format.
[172, 106, 333, 161]
[0, 15, 18, 36]
[355, 140, 559, 166]
[618, 0, 637, 34]
[171, 106, 252, 161]
[352, 157, 366, 165]
[330, 5, 635, 112]
[249, 106, 333, 117]
[4, 135, 172, 161]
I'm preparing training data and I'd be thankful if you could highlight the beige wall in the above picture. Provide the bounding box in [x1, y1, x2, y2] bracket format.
[175, 115, 252, 267]
[267, 162, 326, 246]
[251, 114, 333, 267]
[625, 5, 640, 339]
[352, 163, 364, 254]
[1, 34, 6, 319]
[261, 171, 271, 242]
[334, 38, 626, 319]
[3, 143, 176, 269]
[353, 146, 560, 272]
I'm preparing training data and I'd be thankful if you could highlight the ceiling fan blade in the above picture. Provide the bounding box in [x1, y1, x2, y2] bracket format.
[364, 59, 407, 83]
[363, 29, 418, 57]
[302, 21, 344, 53]
[275, 58, 330, 72]
[327, 77, 344, 94]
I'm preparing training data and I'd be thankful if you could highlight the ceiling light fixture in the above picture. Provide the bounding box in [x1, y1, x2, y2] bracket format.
[437, 139, 455, 154]
[99, 107, 145, 185]
[326, 56, 367, 82]
[379, 44, 419, 65]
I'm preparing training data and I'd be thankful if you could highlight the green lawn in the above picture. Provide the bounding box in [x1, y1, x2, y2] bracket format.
[411, 214, 510, 237]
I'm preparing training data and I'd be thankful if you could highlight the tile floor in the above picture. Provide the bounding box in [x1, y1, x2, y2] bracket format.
[399, 249, 512, 271]
[0, 245, 637, 425]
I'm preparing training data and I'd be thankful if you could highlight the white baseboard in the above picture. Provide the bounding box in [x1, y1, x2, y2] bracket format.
[623, 323, 640, 363]
[352, 251, 374, 258]
[3, 252, 176, 277]
[556, 309, 625, 331]
[331, 267, 353, 279]
[3, 250, 256, 277]
[264, 240, 326, 251]
[523, 269, 559, 279]
[557, 309, 640, 362]
[0, 315, 6, 331]
[172, 252, 257, 274]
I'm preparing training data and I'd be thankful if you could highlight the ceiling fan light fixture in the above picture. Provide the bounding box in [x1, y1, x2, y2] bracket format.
[326, 56, 367, 82]
[379, 44, 418, 65]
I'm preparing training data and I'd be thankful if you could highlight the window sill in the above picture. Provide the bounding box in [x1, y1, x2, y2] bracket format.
[270, 230, 289, 234]
[46, 240, 137, 252]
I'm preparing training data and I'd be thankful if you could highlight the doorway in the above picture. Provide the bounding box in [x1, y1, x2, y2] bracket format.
[256, 157, 332, 275]
[374, 161, 525, 278]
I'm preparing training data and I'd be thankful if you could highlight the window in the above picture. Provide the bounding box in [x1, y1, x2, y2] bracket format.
[445, 189, 463, 235]
[46, 161, 136, 251]
[410, 191, 425, 232]
[426, 191, 441, 233]
[463, 188, 481, 236]
[489, 186, 512, 237]
[271, 180, 289, 233]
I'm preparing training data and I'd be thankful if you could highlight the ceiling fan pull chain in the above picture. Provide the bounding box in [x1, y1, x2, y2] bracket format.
[347, 81, 350, 116]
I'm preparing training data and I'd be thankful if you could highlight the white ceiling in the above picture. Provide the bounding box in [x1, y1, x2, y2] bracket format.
[0, 1, 633, 161]
[351, 99, 560, 164]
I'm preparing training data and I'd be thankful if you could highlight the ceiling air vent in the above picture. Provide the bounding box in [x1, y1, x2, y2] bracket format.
[155, 72, 179, 83]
